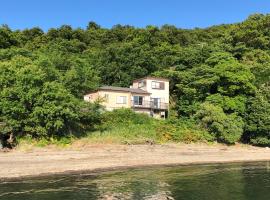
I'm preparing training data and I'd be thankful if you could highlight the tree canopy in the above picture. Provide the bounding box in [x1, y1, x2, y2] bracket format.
[0, 13, 270, 146]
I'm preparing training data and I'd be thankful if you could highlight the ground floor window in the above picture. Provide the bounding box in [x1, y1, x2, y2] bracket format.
[151, 98, 161, 108]
[116, 96, 127, 104]
[133, 96, 143, 105]
[104, 94, 109, 102]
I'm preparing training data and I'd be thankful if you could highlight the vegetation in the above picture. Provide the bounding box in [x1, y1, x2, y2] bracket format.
[17, 109, 213, 148]
[0, 14, 270, 147]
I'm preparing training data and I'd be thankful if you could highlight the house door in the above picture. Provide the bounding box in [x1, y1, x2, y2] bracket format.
[151, 98, 160, 108]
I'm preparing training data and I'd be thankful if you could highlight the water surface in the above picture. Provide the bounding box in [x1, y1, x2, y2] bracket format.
[1, 162, 270, 200]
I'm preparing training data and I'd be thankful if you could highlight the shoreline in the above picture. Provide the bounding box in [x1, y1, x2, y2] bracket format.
[1, 144, 270, 180]
[3, 159, 270, 182]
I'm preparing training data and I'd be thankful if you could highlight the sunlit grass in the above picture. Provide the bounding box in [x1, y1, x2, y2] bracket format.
[16, 109, 215, 150]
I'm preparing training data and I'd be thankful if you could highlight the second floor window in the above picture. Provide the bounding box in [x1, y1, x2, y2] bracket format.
[151, 81, 164, 89]
[116, 96, 127, 104]
[138, 81, 146, 88]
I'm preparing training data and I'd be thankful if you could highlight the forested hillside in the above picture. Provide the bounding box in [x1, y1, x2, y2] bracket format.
[0, 14, 269, 147]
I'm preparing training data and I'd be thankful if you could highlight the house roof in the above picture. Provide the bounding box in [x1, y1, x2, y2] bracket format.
[99, 86, 150, 94]
[133, 76, 169, 82]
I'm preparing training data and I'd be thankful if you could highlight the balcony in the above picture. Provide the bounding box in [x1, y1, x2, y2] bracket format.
[131, 100, 168, 110]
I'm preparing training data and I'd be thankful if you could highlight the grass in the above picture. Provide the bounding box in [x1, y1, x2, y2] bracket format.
[83, 124, 159, 144]
[16, 135, 74, 151]
[16, 109, 215, 150]
[17, 123, 159, 150]
[17, 123, 213, 150]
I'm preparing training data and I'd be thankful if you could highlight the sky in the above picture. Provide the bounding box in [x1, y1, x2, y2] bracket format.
[1, 0, 270, 31]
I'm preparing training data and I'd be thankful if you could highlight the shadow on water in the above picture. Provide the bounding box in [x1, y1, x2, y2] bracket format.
[1, 162, 270, 200]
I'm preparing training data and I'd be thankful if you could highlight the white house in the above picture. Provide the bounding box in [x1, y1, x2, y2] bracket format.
[84, 76, 169, 118]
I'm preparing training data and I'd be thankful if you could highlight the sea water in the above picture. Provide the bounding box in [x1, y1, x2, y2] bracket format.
[1, 162, 270, 200]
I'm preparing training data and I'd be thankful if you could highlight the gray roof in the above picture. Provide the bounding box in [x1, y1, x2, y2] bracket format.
[99, 86, 150, 94]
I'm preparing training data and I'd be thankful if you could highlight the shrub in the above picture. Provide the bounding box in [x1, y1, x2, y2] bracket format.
[245, 85, 270, 146]
[176, 129, 214, 143]
[101, 108, 153, 126]
[155, 118, 214, 143]
[0, 57, 102, 147]
[155, 122, 177, 142]
[195, 103, 244, 144]
[250, 137, 270, 146]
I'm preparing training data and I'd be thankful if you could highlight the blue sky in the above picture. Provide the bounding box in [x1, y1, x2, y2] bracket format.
[1, 0, 270, 31]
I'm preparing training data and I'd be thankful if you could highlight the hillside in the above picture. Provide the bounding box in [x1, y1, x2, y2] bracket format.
[0, 13, 269, 147]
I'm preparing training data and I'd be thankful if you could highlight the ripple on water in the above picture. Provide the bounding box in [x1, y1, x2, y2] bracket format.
[1, 162, 270, 200]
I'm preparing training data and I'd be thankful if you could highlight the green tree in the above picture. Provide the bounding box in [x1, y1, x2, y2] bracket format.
[0, 56, 101, 146]
[245, 85, 270, 145]
[1, 13, 270, 147]
[196, 103, 244, 144]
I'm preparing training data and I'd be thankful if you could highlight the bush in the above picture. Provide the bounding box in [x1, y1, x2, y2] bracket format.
[85, 109, 158, 144]
[245, 85, 270, 146]
[0, 57, 101, 147]
[250, 137, 270, 146]
[98, 109, 214, 144]
[195, 103, 244, 144]
[101, 108, 153, 126]
[156, 118, 214, 143]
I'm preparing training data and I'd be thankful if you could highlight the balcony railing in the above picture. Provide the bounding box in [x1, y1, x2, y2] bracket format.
[131, 100, 168, 110]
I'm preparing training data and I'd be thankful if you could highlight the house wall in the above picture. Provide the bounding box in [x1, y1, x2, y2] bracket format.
[84, 77, 169, 119]
[131, 93, 151, 102]
[146, 79, 169, 104]
[84, 90, 132, 111]
[133, 78, 169, 104]
[100, 91, 131, 110]
[84, 92, 99, 102]
[132, 80, 147, 91]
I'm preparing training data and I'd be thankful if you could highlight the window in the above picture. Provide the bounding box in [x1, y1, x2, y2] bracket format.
[151, 98, 161, 108]
[151, 81, 160, 89]
[133, 96, 143, 105]
[138, 81, 146, 88]
[151, 81, 164, 89]
[116, 96, 127, 104]
[104, 94, 109, 102]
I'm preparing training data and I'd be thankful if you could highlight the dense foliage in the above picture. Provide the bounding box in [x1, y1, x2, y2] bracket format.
[0, 14, 270, 147]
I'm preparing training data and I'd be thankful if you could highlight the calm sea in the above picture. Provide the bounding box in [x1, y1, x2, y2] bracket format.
[1, 162, 270, 200]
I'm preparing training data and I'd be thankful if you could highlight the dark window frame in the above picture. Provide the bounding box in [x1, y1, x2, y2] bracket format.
[151, 81, 165, 89]
[133, 96, 143, 105]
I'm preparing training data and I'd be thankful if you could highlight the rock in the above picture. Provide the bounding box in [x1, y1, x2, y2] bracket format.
[146, 139, 155, 145]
